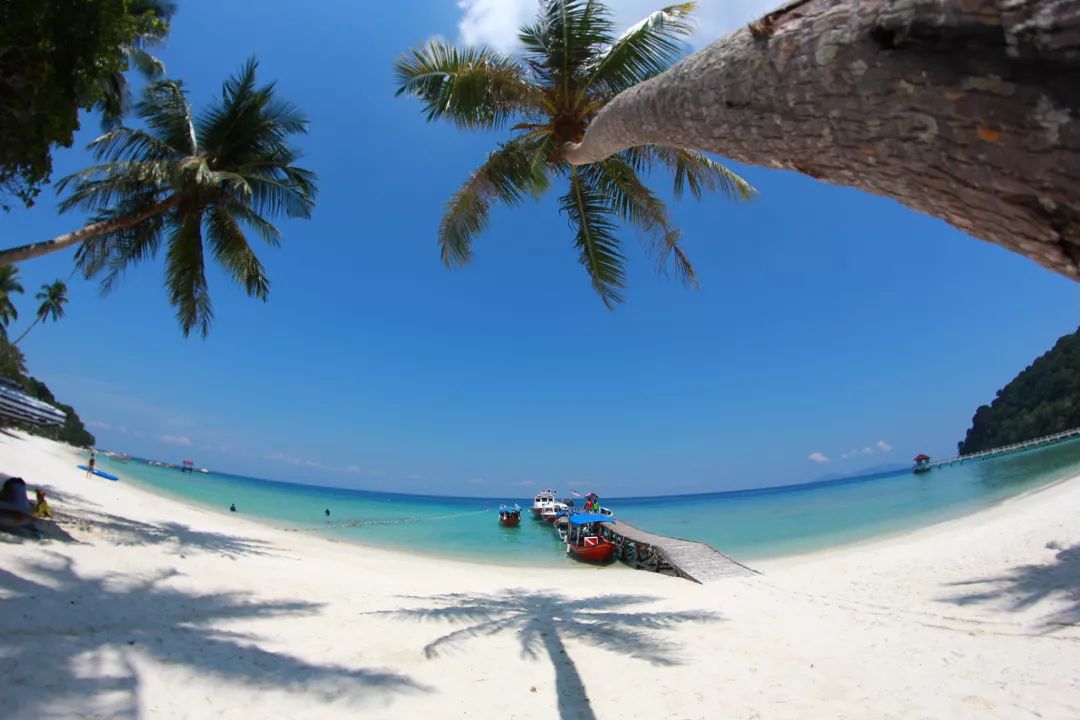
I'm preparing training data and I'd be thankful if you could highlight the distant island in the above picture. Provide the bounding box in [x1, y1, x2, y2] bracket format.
[959, 326, 1080, 454]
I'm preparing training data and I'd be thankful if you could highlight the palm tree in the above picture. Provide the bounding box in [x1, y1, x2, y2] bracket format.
[95, 0, 177, 129]
[395, 0, 754, 307]
[0, 59, 318, 337]
[13, 280, 68, 345]
[561, 0, 1080, 284]
[0, 265, 24, 337]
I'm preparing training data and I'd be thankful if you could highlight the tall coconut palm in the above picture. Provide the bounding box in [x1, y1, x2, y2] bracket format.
[0, 59, 318, 337]
[13, 280, 68, 345]
[394, 0, 754, 307]
[0, 265, 24, 337]
[96, 0, 177, 129]
[562, 0, 1080, 284]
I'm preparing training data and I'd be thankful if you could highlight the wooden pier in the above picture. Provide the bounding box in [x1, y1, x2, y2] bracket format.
[601, 520, 757, 584]
[919, 426, 1080, 471]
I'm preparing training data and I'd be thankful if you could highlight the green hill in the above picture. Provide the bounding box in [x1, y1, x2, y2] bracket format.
[958, 326, 1080, 454]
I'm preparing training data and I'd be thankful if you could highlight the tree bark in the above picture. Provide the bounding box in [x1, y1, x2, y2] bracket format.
[565, 0, 1080, 280]
[0, 195, 179, 266]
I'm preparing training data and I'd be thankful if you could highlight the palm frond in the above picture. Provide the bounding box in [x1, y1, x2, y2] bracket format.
[562, 166, 625, 308]
[127, 46, 166, 79]
[137, 80, 198, 156]
[440, 140, 550, 267]
[520, 1, 614, 101]
[652, 147, 756, 201]
[88, 126, 180, 163]
[206, 208, 270, 300]
[394, 41, 536, 130]
[57, 161, 172, 213]
[75, 201, 168, 295]
[585, 3, 695, 93]
[225, 203, 282, 247]
[165, 213, 212, 338]
[588, 156, 697, 287]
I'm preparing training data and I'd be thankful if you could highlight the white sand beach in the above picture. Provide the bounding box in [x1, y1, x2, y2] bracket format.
[2, 431, 1079, 719]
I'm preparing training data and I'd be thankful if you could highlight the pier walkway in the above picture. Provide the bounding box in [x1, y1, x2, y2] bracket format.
[602, 520, 757, 584]
[922, 427, 1080, 470]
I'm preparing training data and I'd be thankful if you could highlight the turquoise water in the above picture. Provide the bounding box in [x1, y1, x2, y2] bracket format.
[97, 438, 1080, 565]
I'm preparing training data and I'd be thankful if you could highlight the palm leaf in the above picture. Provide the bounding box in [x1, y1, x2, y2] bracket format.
[562, 166, 625, 307]
[75, 199, 168, 295]
[653, 147, 756, 201]
[206, 207, 270, 300]
[394, 41, 537, 130]
[440, 140, 551, 267]
[165, 213, 212, 337]
[585, 3, 695, 93]
[138, 80, 198, 156]
[588, 157, 697, 287]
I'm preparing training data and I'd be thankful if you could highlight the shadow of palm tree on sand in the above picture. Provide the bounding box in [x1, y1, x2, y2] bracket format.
[941, 542, 1080, 631]
[376, 589, 720, 720]
[0, 554, 425, 719]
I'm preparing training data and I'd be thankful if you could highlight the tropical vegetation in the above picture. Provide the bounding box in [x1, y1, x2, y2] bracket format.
[0, 265, 24, 336]
[0, 60, 319, 337]
[959, 326, 1080, 454]
[0, 337, 95, 447]
[14, 281, 69, 345]
[0, 0, 173, 210]
[394, 0, 754, 307]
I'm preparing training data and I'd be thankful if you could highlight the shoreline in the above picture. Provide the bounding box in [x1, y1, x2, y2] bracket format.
[106, 447, 1080, 571]
[4, 432, 1080, 718]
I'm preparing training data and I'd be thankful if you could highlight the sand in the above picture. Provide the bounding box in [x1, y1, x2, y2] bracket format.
[1, 431, 1079, 719]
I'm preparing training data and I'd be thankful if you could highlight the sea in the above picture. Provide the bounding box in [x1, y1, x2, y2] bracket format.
[96, 438, 1080, 566]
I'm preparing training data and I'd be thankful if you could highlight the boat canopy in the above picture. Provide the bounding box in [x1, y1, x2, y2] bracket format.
[568, 513, 614, 525]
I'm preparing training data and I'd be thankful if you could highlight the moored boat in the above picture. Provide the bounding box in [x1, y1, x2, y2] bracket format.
[541, 501, 568, 524]
[498, 504, 522, 527]
[531, 489, 557, 518]
[565, 512, 616, 563]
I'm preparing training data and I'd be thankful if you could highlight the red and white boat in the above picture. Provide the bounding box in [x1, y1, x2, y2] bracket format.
[565, 513, 616, 563]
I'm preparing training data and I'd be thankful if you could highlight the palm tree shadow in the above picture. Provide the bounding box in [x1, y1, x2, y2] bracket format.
[0, 554, 426, 719]
[375, 589, 721, 720]
[940, 542, 1080, 631]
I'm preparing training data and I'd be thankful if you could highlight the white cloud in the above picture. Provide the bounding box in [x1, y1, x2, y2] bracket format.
[808, 452, 829, 464]
[86, 420, 111, 431]
[456, 0, 777, 53]
[876, 440, 893, 453]
[266, 452, 302, 465]
[160, 434, 192, 447]
[861, 447, 874, 455]
[303, 459, 325, 469]
[345, 465, 364, 474]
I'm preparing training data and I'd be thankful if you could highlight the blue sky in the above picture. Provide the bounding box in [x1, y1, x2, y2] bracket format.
[3, 0, 1078, 497]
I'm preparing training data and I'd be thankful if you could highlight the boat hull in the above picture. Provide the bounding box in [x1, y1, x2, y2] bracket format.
[499, 515, 520, 527]
[567, 540, 615, 563]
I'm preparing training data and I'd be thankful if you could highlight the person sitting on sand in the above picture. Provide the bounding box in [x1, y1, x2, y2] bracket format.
[32, 488, 52, 519]
[0, 476, 29, 513]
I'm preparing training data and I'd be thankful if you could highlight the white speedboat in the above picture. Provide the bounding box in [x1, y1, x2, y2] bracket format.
[531, 489, 557, 518]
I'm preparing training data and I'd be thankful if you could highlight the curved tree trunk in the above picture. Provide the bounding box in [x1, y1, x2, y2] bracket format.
[12, 316, 40, 345]
[565, 0, 1080, 280]
[0, 196, 179, 266]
